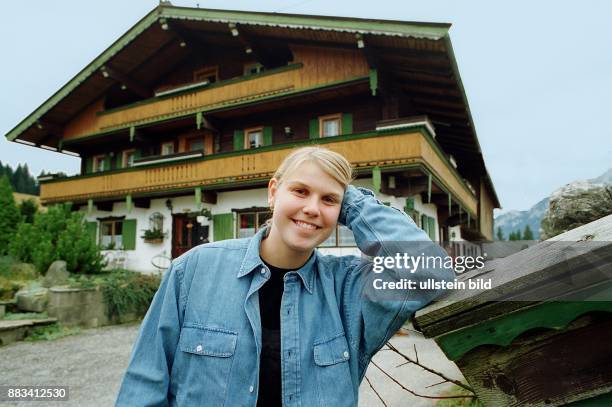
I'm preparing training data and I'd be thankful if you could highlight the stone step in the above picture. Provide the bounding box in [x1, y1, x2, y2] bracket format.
[0, 318, 58, 346]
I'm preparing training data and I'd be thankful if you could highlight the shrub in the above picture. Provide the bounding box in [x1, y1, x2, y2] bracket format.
[9, 204, 105, 274]
[101, 269, 161, 321]
[0, 176, 21, 255]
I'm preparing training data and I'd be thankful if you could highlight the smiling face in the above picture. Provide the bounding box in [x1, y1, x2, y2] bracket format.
[262, 160, 345, 266]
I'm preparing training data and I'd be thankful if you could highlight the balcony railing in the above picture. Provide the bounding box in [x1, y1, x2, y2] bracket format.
[42, 128, 478, 215]
[63, 62, 370, 140]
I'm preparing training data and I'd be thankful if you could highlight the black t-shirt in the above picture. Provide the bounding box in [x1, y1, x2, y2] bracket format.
[257, 261, 293, 407]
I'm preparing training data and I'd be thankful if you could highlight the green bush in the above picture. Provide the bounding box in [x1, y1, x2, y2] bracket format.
[101, 269, 161, 321]
[9, 204, 105, 274]
[0, 177, 21, 255]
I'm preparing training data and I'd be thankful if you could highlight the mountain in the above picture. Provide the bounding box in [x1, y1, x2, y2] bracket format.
[494, 167, 611, 240]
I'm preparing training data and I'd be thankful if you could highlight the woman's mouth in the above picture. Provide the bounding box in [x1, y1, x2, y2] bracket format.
[292, 219, 320, 230]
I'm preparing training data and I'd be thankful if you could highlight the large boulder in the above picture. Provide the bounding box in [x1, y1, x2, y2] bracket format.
[42, 260, 69, 288]
[540, 181, 612, 239]
[16, 287, 49, 312]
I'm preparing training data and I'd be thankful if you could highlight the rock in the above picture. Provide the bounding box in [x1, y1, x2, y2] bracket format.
[16, 288, 49, 312]
[43, 261, 69, 288]
[540, 181, 612, 239]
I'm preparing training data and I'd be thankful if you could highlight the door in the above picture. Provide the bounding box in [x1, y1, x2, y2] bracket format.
[172, 214, 209, 258]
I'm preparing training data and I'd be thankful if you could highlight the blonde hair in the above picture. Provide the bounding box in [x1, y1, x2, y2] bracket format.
[273, 146, 353, 188]
[264, 146, 353, 227]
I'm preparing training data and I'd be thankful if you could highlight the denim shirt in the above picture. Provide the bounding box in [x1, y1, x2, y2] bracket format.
[116, 186, 454, 407]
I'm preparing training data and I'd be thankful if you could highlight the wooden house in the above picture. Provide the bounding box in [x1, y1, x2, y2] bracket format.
[5, 4, 499, 272]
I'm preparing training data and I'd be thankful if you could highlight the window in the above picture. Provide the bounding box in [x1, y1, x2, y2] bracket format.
[244, 62, 264, 75]
[187, 137, 204, 152]
[245, 127, 264, 149]
[193, 66, 218, 83]
[161, 142, 175, 156]
[319, 114, 342, 137]
[93, 155, 106, 172]
[320, 224, 356, 247]
[237, 211, 272, 238]
[100, 220, 123, 249]
[122, 149, 136, 167]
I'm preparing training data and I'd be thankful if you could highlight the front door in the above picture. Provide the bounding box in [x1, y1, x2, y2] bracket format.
[172, 214, 209, 258]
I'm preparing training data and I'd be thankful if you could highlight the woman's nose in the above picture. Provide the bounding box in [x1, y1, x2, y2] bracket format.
[302, 197, 321, 217]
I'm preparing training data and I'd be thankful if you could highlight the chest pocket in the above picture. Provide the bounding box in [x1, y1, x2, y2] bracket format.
[313, 333, 355, 406]
[174, 325, 237, 406]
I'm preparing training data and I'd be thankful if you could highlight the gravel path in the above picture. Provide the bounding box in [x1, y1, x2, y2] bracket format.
[0, 323, 464, 406]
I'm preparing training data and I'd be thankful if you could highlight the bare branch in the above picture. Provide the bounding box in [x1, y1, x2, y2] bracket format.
[371, 360, 476, 400]
[365, 375, 389, 407]
[386, 341, 474, 394]
[425, 379, 449, 389]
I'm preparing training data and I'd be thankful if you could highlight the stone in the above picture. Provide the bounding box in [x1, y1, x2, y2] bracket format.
[43, 261, 69, 288]
[541, 181, 612, 240]
[16, 288, 49, 313]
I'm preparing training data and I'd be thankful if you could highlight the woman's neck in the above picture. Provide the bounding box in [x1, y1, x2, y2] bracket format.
[259, 228, 313, 269]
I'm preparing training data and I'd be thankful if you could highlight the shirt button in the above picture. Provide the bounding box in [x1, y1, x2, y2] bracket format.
[196, 345, 203, 352]
[343, 351, 349, 358]
[249, 385, 254, 393]
[260, 267, 266, 274]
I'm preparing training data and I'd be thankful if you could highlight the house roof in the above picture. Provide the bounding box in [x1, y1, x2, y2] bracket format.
[4, 4, 500, 207]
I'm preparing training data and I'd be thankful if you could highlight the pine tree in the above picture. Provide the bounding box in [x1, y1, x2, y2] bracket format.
[0, 176, 22, 255]
[496, 227, 504, 241]
[523, 224, 534, 240]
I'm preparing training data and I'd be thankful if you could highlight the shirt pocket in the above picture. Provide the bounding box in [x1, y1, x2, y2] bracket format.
[174, 325, 238, 406]
[313, 333, 355, 406]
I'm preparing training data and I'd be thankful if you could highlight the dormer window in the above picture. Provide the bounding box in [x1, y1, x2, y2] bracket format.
[193, 66, 218, 83]
[245, 127, 264, 149]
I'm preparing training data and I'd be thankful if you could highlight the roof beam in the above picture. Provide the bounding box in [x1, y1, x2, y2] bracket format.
[100, 65, 151, 99]
[227, 23, 276, 67]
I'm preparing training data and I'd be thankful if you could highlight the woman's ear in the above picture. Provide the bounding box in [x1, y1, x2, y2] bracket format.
[267, 178, 279, 209]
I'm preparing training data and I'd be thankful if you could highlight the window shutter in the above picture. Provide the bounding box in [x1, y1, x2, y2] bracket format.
[122, 219, 137, 250]
[103, 155, 111, 171]
[428, 216, 436, 241]
[341, 113, 353, 135]
[405, 197, 415, 211]
[134, 149, 141, 159]
[372, 166, 381, 193]
[213, 213, 234, 241]
[308, 119, 319, 139]
[85, 157, 93, 174]
[86, 221, 98, 244]
[233, 130, 244, 151]
[116, 153, 122, 169]
[263, 126, 273, 146]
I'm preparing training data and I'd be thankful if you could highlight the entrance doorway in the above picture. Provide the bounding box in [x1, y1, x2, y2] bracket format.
[171, 214, 209, 258]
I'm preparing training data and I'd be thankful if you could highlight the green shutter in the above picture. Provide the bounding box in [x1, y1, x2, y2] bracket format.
[308, 119, 319, 139]
[122, 219, 137, 250]
[421, 214, 427, 235]
[405, 197, 415, 211]
[372, 166, 381, 194]
[86, 221, 98, 244]
[85, 157, 93, 174]
[213, 213, 234, 241]
[428, 217, 436, 241]
[116, 152, 122, 169]
[233, 130, 244, 151]
[263, 126, 273, 146]
[134, 149, 141, 159]
[341, 113, 353, 135]
[104, 155, 111, 171]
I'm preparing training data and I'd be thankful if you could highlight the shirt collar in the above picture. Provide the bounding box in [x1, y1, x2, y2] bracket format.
[237, 227, 317, 294]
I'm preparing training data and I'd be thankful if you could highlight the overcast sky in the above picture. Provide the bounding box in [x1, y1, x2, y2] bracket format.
[1, 0, 610, 213]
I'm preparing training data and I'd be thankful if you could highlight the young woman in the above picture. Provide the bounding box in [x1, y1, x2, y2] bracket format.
[116, 146, 453, 406]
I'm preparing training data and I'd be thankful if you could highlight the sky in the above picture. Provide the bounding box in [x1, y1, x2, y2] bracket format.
[1, 0, 610, 213]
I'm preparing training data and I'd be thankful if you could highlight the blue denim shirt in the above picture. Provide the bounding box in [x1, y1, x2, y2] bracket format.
[116, 186, 453, 406]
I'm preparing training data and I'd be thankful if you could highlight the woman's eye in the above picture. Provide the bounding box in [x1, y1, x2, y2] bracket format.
[323, 197, 338, 204]
[294, 189, 306, 195]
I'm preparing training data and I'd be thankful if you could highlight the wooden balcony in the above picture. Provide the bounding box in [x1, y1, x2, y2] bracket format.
[63, 57, 370, 140]
[42, 128, 478, 215]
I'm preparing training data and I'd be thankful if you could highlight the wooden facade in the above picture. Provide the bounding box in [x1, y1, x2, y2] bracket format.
[6, 5, 500, 252]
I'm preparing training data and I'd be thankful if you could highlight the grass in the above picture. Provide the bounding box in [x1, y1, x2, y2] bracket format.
[24, 323, 81, 342]
[435, 386, 484, 407]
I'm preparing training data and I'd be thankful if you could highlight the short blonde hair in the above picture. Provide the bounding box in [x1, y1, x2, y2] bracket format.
[272, 146, 353, 188]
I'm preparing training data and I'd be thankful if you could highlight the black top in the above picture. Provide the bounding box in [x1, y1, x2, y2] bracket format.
[257, 261, 293, 407]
